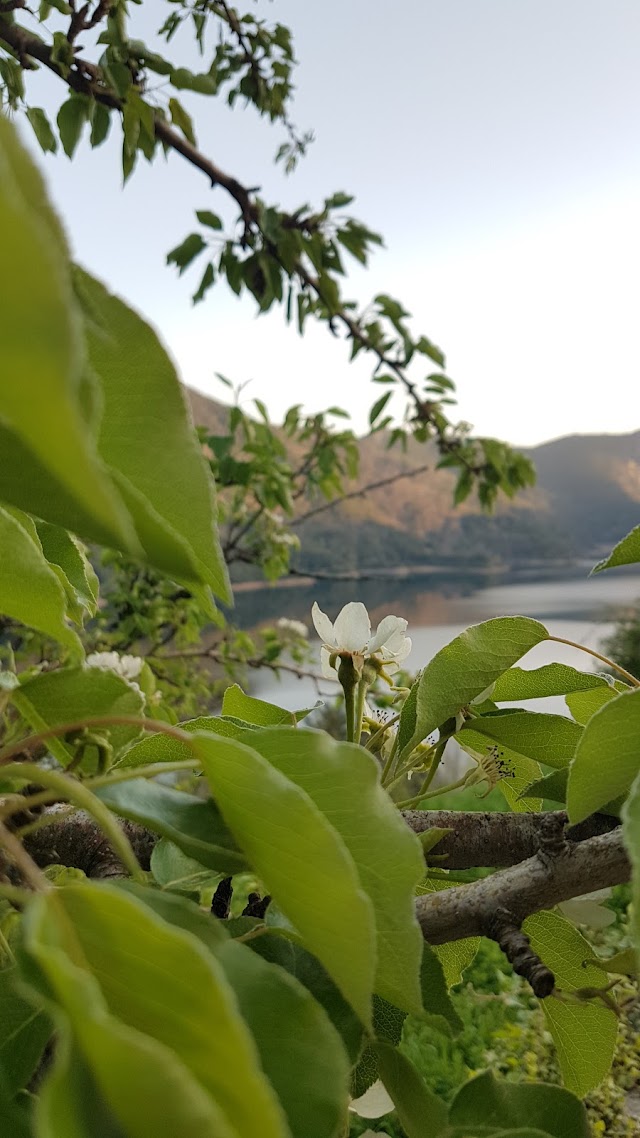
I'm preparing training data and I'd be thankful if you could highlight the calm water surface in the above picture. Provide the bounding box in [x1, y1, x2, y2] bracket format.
[246, 569, 640, 712]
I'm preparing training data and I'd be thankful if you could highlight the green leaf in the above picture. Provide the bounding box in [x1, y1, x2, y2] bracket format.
[222, 685, 315, 727]
[374, 1040, 448, 1137]
[418, 943, 463, 1034]
[351, 943, 460, 1102]
[491, 664, 610, 701]
[26, 883, 290, 1137]
[582, 947, 637, 977]
[196, 210, 223, 230]
[191, 731, 377, 1026]
[122, 884, 350, 1138]
[193, 261, 215, 303]
[36, 1031, 132, 1138]
[73, 267, 230, 601]
[117, 714, 250, 768]
[35, 520, 99, 620]
[622, 770, 640, 960]
[56, 96, 88, 158]
[520, 768, 569, 805]
[434, 939, 479, 990]
[567, 689, 640, 822]
[245, 727, 424, 1014]
[0, 966, 51, 1095]
[167, 233, 207, 274]
[459, 712, 583, 769]
[169, 97, 196, 144]
[89, 102, 111, 148]
[0, 116, 136, 553]
[0, 507, 83, 654]
[448, 1070, 589, 1137]
[94, 779, 247, 875]
[523, 910, 618, 1097]
[399, 618, 548, 758]
[565, 683, 625, 725]
[592, 524, 640, 573]
[249, 934, 364, 1066]
[13, 666, 144, 768]
[25, 106, 57, 154]
[0, 1092, 32, 1138]
[150, 839, 221, 896]
[22, 893, 253, 1137]
[416, 876, 479, 987]
[369, 391, 392, 427]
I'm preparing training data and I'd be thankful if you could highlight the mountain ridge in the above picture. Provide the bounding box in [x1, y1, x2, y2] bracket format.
[185, 387, 640, 573]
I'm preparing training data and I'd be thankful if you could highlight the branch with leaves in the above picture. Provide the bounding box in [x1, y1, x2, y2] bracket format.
[0, 1, 535, 509]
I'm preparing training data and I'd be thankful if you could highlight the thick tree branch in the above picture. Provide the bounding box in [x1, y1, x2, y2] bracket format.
[403, 808, 620, 868]
[416, 828, 630, 946]
[22, 809, 154, 879]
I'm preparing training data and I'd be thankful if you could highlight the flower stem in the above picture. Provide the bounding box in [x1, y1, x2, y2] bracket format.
[353, 678, 369, 746]
[418, 739, 448, 794]
[380, 730, 402, 786]
[342, 677, 357, 742]
[338, 657, 361, 743]
[395, 772, 471, 810]
[385, 733, 453, 795]
[364, 712, 400, 753]
[547, 636, 640, 688]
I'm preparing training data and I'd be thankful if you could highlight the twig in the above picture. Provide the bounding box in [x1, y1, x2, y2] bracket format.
[291, 463, 432, 527]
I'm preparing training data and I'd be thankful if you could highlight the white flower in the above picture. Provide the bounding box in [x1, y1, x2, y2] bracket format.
[276, 618, 309, 638]
[311, 601, 411, 680]
[86, 651, 144, 688]
[558, 889, 615, 929]
[271, 531, 300, 548]
[348, 1079, 394, 1118]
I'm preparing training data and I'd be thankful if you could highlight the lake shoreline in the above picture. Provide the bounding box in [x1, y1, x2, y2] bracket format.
[232, 557, 636, 593]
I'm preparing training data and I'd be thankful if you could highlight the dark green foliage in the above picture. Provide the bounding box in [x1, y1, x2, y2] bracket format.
[602, 598, 640, 682]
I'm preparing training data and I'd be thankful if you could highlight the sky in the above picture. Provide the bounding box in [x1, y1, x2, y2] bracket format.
[17, 0, 640, 445]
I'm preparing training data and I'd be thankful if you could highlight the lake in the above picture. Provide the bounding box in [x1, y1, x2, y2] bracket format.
[242, 567, 640, 713]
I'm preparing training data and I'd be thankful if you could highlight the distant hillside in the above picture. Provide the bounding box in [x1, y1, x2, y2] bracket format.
[185, 387, 640, 573]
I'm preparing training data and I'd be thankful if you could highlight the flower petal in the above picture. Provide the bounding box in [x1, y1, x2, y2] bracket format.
[368, 615, 407, 654]
[333, 602, 371, 652]
[391, 636, 412, 664]
[320, 645, 338, 680]
[348, 1080, 394, 1118]
[311, 602, 337, 647]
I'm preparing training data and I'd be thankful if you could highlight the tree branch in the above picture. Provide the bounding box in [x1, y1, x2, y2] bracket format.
[153, 644, 324, 684]
[403, 808, 620, 869]
[290, 462, 433, 527]
[0, 13, 522, 499]
[22, 808, 154, 879]
[416, 828, 630, 946]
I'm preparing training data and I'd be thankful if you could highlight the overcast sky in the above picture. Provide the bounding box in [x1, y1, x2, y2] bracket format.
[19, 0, 640, 445]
